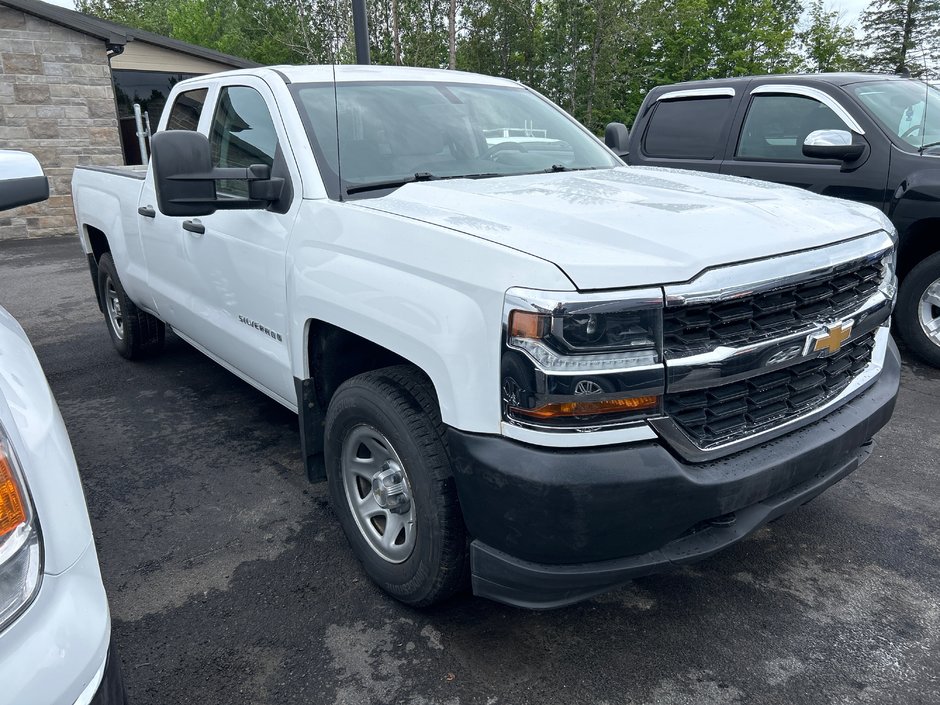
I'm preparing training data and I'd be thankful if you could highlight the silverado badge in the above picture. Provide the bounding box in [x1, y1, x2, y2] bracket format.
[805, 320, 854, 356]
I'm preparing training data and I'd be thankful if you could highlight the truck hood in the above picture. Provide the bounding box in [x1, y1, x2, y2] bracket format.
[353, 167, 891, 290]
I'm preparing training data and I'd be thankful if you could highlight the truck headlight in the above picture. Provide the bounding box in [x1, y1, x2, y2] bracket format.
[502, 288, 664, 429]
[0, 424, 42, 632]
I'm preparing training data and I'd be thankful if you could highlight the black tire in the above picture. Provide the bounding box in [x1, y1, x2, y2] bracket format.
[896, 251, 940, 368]
[324, 365, 469, 607]
[97, 253, 165, 360]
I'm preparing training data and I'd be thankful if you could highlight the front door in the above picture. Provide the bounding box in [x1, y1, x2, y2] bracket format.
[720, 86, 889, 211]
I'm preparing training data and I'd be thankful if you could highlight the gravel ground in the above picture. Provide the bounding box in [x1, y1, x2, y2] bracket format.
[1, 236, 938, 705]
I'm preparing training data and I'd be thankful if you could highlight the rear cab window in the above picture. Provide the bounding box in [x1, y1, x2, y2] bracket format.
[164, 88, 209, 131]
[643, 95, 734, 160]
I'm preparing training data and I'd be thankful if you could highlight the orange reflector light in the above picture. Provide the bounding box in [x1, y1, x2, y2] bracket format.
[0, 443, 27, 538]
[513, 395, 659, 420]
[509, 311, 548, 339]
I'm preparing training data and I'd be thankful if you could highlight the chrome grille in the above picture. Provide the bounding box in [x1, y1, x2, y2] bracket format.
[663, 331, 877, 448]
[663, 256, 884, 357]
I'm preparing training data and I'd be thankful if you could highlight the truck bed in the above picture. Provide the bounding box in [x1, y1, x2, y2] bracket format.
[74, 165, 147, 180]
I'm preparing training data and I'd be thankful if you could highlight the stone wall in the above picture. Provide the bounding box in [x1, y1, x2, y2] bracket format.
[0, 5, 123, 240]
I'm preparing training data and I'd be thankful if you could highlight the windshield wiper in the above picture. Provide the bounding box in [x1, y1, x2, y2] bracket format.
[345, 172, 439, 195]
[919, 141, 940, 153]
[541, 165, 604, 173]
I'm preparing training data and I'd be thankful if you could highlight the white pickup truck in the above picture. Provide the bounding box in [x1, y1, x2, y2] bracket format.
[1, 152, 125, 704]
[72, 65, 901, 609]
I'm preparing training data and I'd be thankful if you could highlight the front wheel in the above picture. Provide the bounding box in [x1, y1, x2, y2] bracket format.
[896, 251, 940, 368]
[324, 365, 469, 607]
[97, 253, 165, 359]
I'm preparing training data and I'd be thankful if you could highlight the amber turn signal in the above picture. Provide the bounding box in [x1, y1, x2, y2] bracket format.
[513, 395, 659, 420]
[509, 311, 549, 339]
[0, 442, 27, 538]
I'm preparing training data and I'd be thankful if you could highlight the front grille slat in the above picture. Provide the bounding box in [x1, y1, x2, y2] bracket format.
[664, 332, 877, 448]
[664, 256, 886, 356]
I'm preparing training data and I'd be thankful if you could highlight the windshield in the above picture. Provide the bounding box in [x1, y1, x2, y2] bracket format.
[850, 79, 940, 152]
[292, 81, 619, 198]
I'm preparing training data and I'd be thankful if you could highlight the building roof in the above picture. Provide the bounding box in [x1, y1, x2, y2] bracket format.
[0, 0, 259, 69]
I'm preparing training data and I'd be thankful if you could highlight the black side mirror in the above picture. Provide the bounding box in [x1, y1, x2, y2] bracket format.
[604, 122, 630, 159]
[0, 151, 49, 212]
[151, 130, 284, 217]
[802, 129, 865, 162]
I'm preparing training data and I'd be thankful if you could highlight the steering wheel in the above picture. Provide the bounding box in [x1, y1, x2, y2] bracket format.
[484, 141, 529, 159]
[902, 123, 923, 140]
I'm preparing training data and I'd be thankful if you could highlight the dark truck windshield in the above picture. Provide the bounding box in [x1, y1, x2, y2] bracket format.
[292, 81, 619, 198]
[851, 80, 940, 152]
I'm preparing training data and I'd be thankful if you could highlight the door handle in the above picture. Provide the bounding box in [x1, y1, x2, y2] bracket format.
[137, 205, 156, 218]
[182, 219, 205, 235]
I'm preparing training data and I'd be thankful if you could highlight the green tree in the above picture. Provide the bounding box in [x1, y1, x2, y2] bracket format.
[860, 0, 940, 76]
[799, 0, 860, 71]
[710, 0, 803, 77]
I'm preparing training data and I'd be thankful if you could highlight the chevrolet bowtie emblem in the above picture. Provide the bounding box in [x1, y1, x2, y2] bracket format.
[806, 320, 854, 356]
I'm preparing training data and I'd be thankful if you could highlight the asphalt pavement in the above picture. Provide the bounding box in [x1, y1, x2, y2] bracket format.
[1, 236, 938, 705]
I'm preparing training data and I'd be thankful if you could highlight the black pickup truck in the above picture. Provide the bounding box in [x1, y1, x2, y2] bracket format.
[609, 73, 940, 366]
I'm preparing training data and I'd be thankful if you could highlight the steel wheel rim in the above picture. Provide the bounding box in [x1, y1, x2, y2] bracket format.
[341, 424, 416, 563]
[105, 277, 124, 340]
[918, 277, 940, 349]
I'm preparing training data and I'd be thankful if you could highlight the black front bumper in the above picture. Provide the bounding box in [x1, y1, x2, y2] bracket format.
[447, 339, 901, 609]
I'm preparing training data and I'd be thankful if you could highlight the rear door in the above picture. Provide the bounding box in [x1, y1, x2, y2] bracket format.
[629, 87, 741, 173]
[138, 83, 213, 315]
[720, 84, 890, 210]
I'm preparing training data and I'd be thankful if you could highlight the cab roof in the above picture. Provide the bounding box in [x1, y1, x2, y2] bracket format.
[180, 64, 522, 87]
[648, 73, 912, 93]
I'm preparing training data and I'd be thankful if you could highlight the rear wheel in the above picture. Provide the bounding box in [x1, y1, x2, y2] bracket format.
[897, 251, 940, 368]
[97, 253, 165, 359]
[324, 365, 469, 606]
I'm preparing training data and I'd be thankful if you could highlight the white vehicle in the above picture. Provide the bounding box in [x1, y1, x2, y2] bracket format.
[0, 152, 125, 704]
[71, 66, 901, 609]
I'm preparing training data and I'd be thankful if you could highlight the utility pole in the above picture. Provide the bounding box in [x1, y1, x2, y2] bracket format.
[351, 0, 370, 65]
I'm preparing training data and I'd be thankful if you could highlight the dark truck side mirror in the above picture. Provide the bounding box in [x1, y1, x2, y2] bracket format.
[802, 129, 865, 162]
[0, 150, 49, 212]
[604, 122, 630, 159]
[150, 130, 285, 217]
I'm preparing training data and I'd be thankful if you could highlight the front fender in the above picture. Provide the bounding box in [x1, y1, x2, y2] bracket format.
[287, 200, 573, 433]
[888, 166, 940, 234]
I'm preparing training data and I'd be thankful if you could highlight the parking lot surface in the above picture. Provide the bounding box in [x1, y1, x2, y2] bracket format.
[2, 236, 938, 705]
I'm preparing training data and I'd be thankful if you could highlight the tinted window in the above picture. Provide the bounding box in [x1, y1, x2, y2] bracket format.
[644, 97, 732, 159]
[210, 86, 278, 197]
[165, 88, 208, 131]
[737, 94, 847, 161]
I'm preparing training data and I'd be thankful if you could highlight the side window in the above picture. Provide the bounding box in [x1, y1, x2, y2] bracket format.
[643, 97, 733, 159]
[737, 94, 847, 161]
[209, 86, 279, 197]
[165, 88, 208, 131]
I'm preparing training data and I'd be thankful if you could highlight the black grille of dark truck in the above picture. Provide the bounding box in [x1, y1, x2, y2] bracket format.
[664, 332, 877, 448]
[663, 258, 883, 357]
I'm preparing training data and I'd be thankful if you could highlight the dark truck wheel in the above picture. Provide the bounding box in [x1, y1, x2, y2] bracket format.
[897, 251, 940, 368]
[324, 365, 469, 606]
[97, 253, 165, 359]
